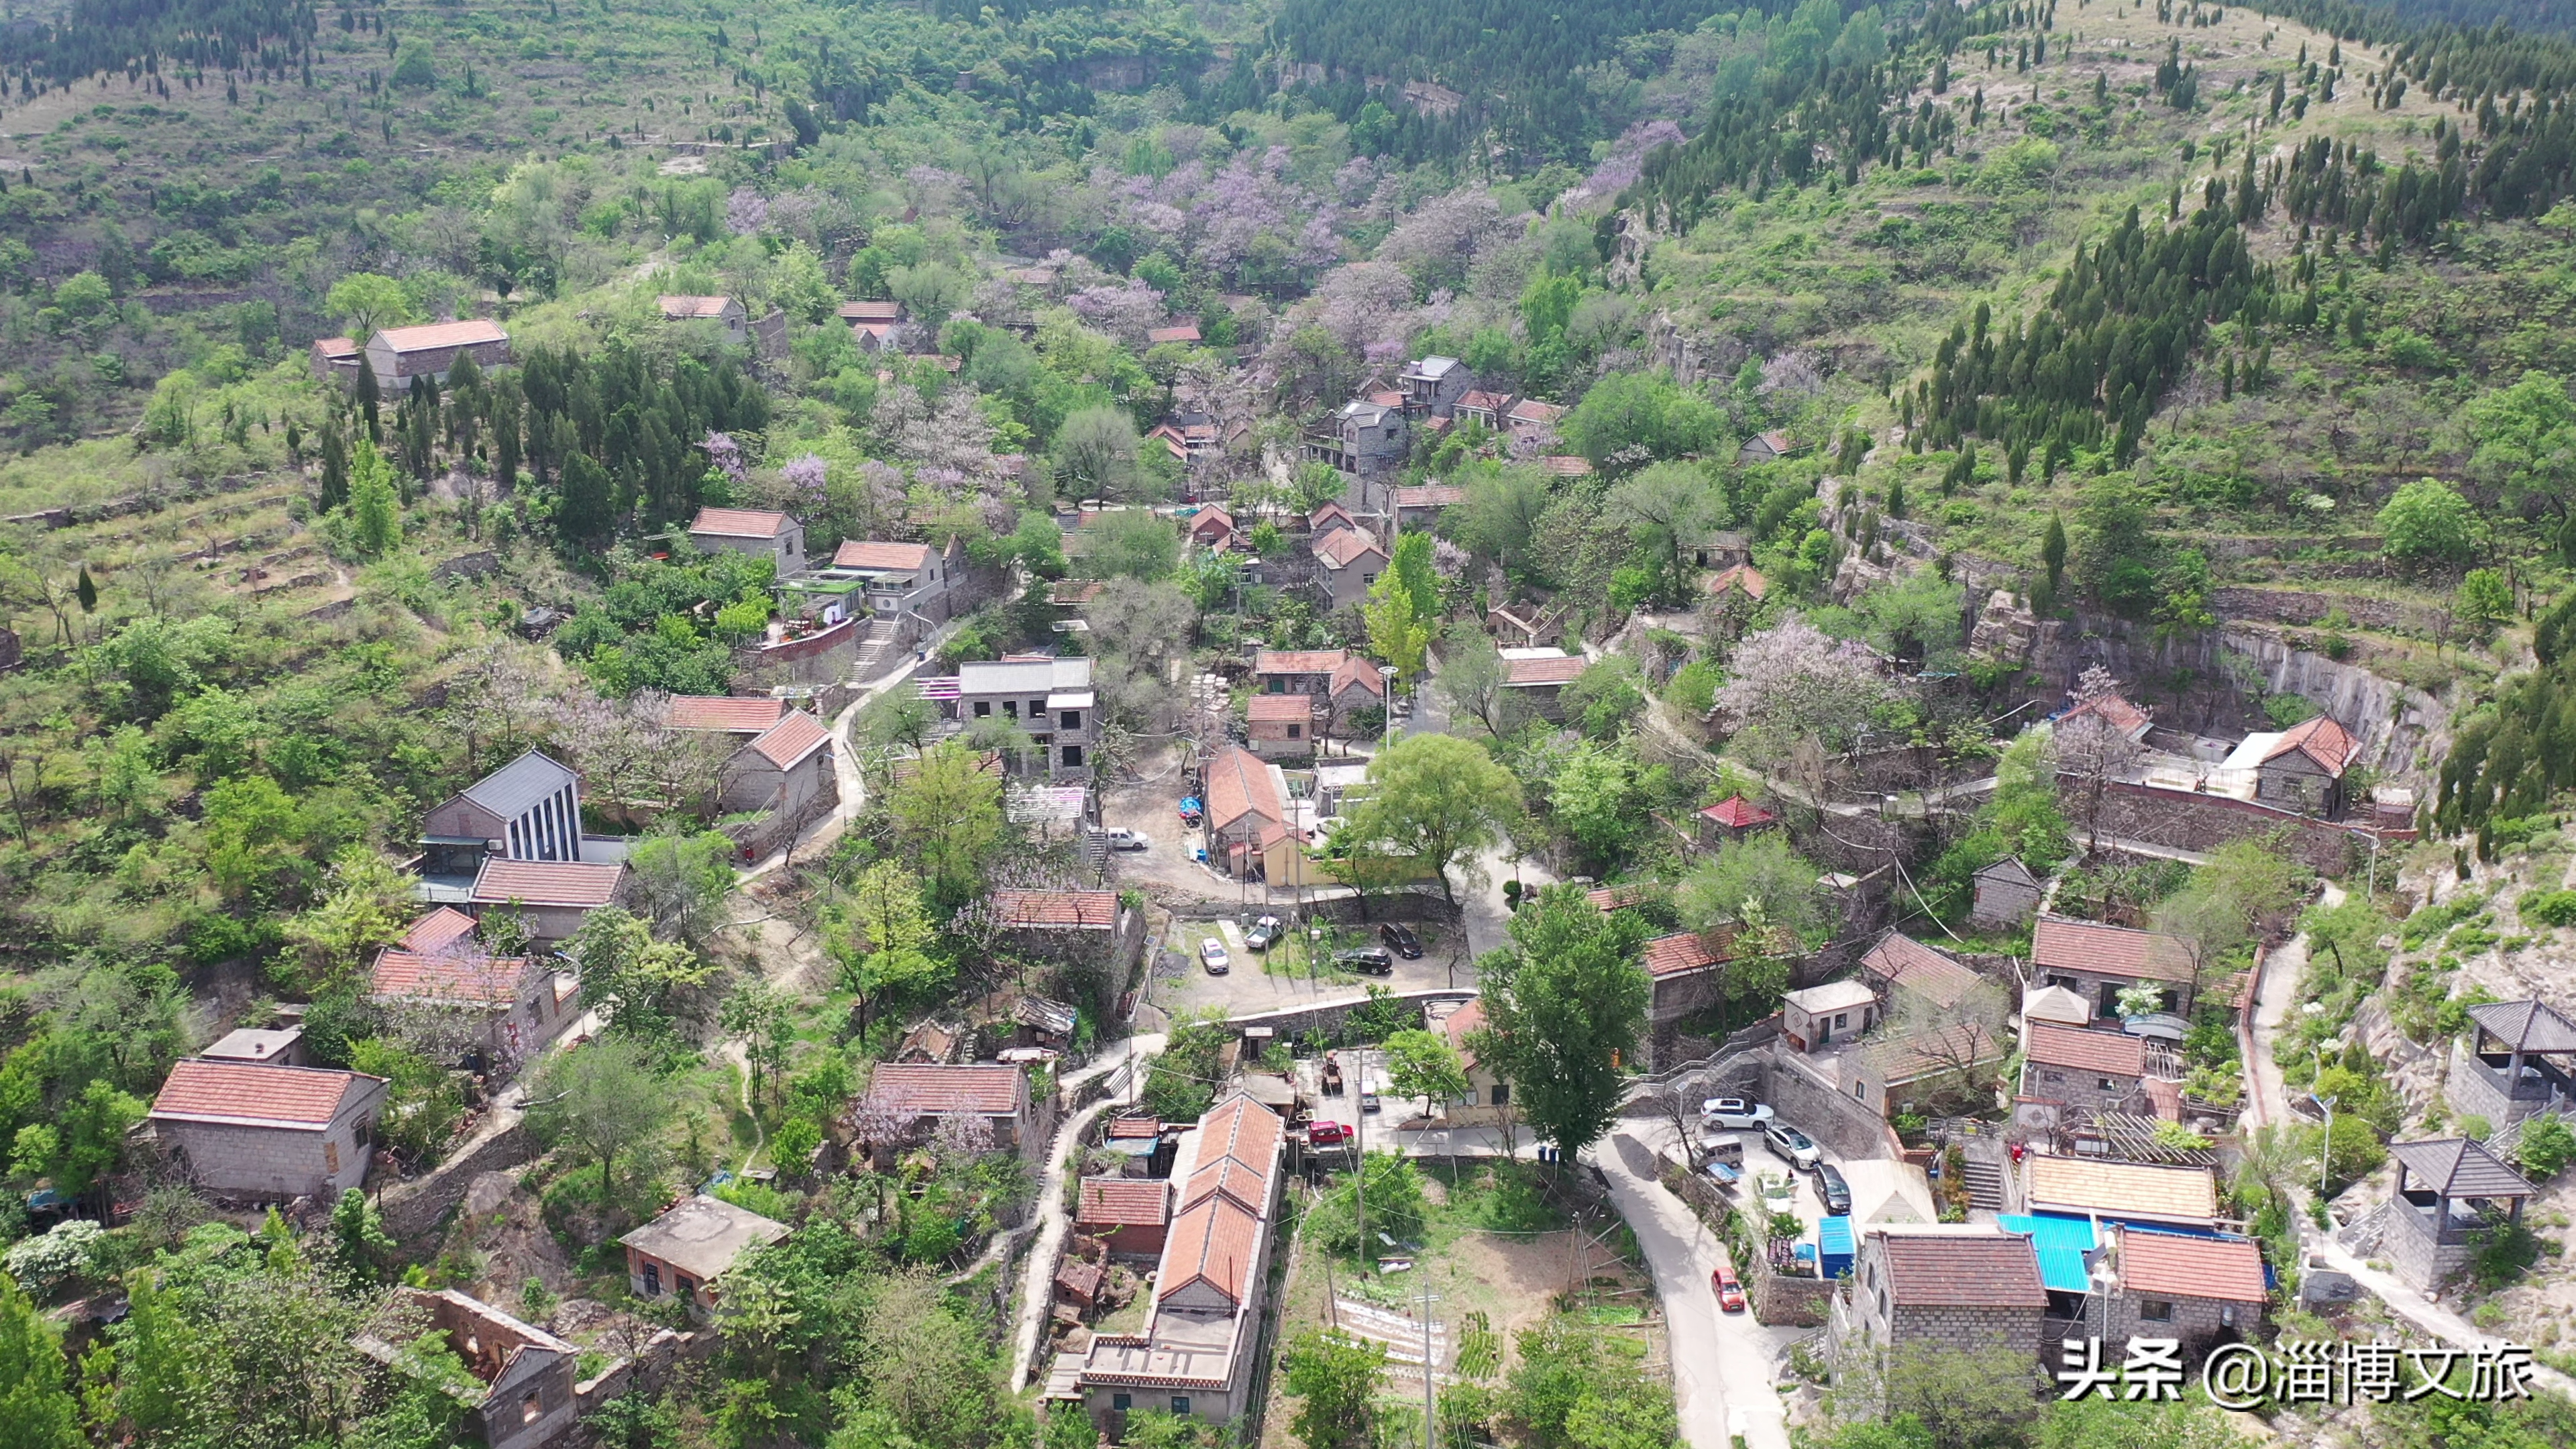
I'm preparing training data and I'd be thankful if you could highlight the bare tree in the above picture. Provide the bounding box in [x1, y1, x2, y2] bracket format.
[441, 641, 562, 776]
[2052, 667, 2145, 852]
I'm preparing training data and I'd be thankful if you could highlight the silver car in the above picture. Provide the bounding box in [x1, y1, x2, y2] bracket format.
[1764, 1121, 1821, 1171]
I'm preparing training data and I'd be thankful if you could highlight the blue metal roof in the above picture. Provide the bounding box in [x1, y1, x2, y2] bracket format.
[1998, 1212, 2100, 1293]
[1817, 1216, 1854, 1254]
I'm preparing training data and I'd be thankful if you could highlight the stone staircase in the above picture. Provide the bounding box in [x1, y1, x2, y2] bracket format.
[2338, 1200, 2396, 1255]
[2483, 1105, 2570, 1161]
[1960, 1153, 2008, 1211]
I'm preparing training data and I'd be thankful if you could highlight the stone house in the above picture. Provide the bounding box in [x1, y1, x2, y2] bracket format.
[1186, 505, 1237, 550]
[368, 942, 579, 1073]
[1312, 527, 1389, 611]
[1305, 399, 1407, 478]
[1487, 602, 1567, 650]
[2448, 999, 2576, 1126]
[1253, 649, 1350, 698]
[1429, 997, 1511, 1126]
[1202, 747, 1289, 879]
[310, 336, 362, 384]
[1397, 356, 1475, 418]
[622, 1194, 790, 1316]
[1454, 389, 1513, 430]
[148, 1059, 390, 1201]
[1501, 649, 1586, 720]
[2059, 692, 2153, 743]
[364, 1288, 590, 1449]
[1307, 502, 1362, 543]
[2218, 714, 2361, 818]
[658, 294, 749, 339]
[951, 656, 1097, 778]
[2381, 1137, 2538, 1291]
[855, 1063, 1036, 1155]
[667, 695, 790, 737]
[1638, 926, 1768, 1068]
[1076, 1178, 1171, 1261]
[200, 1026, 309, 1067]
[989, 888, 1141, 975]
[364, 319, 510, 391]
[1836, 1228, 2047, 1369]
[688, 507, 808, 574]
[1246, 692, 1317, 759]
[466, 859, 627, 945]
[838, 299, 904, 327]
[2095, 1226, 2268, 1358]
[718, 708, 836, 817]
[1736, 430, 1805, 464]
[2019, 1022, 2149, 1113]
[1839, 1022, 2011, 1120]
[2022, 1156, 2220, 1230]
[1970, 857, 2044, 929]
[1857, 932, 1988, 1018]
[421, 751, 588, 871]
[1504, 398, 1564, 448]
[1392, 484, 1466, 530]
[818, 537, 973, 642]
[2030, 916, 2204, 1022]
[1782, 981, 1880, 1053]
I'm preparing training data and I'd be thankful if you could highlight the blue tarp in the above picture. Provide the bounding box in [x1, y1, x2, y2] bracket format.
[1818, 1215, 1855, 1279]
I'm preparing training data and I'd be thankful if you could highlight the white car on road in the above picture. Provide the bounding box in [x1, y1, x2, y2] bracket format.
[1199, 938, 1230, 975]
[1699, 1097, 1774, 1130]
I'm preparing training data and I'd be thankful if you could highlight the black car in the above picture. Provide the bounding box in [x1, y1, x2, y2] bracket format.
[1817, 1161, 1851, 1216]
[1379, 922, 1424, 959]
[1334, 947, 1395, 975]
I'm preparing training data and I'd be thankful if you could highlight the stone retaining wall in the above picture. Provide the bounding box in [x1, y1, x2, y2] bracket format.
[381, 1123, 533, 1244]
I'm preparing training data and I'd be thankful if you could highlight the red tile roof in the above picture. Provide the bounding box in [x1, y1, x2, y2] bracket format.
[1189, 1096, 1283, 1200]
[1860, 933, 1986, 1009]
[1540, 455, 1593, 476]
[1438, 998, 1487, 1071]
[470, 859, 625, 909]
[1588, 883, 1660, 913]
[991, 889, 1119, 930]
[833, 539, 934, 570]
[1459, 390, 1513, 413]
[1507, 398, 1564, 426]
[1699, 795, 1775, 828]
[2116, 1229, 2268, 1303]
[1162, 1193, 1261, 1306]
[1707, 564, 1768, 600]
[1249, 693, 1313, 723]
[1505, 654, 1587, 686]
[2023, 1022, 2149, 1077]
[747, 710, 830, 769]
[838, 300, 902, 322]
[2031, 917, 2197, 983]
[1189, 506, 1235, 539]
[1330, 655, 1387, 698]
[2264, 714, 2359, 775]
[1204, 747, 1283, 832]
[1643, 932, 1719, 978]
[1109, 1115, 1163, 1139]
[313, 336, 359, 358]
[1393, 484, 1467, 508]
[865, 1063, 1025, 1118]
[151, 1059, 380, 1128]
[1255, 649, 1349, 676]
[1079, 1178, 1171, 1227]
[1308, 502, 1359, 533]
[1313, 529, 1387, 570]
[371, 949, 529, 1006]
[689, 507, 794, 539]
[658, 294, 737, 319]
[668, 695, 789, 733]
[1051, 580, 1105, 607]
[376, 319, 508, 353]
[400, 906, 480, 954]
[1147, 324, 1202, 345]
[1874, 1232, 2047, 1308]
[2063, 692, 2151, 738]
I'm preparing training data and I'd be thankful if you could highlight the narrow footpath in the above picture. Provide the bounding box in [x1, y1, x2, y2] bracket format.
[1006, 1034, 1168, 1391]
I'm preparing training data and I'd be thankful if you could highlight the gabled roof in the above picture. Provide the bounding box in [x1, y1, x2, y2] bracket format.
[865, 1063, 1026, 1118]
[1161, 1193, 1261, 1308]
[1077, 1178, 1171, 1228]
[2025, 1156, 2218, 1224]
[619, 1194, 788, 1282]
[1587, 882, 1660, 913]
[2262, 714, 2360, 776]
[658, 294, 738, 319]
[1330, 655, 1387, 698]
[1506, 398, 1564, 426]
[1699, 795, 1775, 829]
[2031, 916, 2196, 983]
[1540, 455, 1594, 477]
[1975, 856, 2041, 888]
[1307, 502, 1360, 533]
[470, 859, 625, 909]
[747, 710, 830, 769]
[371, 949, 530, 1006]
[373, 319, 507, 354]
[1458, 390, 1513, 413]
[2023, 1022, 2149, 1077]
[1393, 484, 1468, 509]
[1642, 932, 1719, 978]
[1146, 324, 1201, 345]
[1864, 1020, 2009, 1083]
[1248, 693, 1313, 723]
[1706, 564, 1768, 600]
[1437, 997, 1487, 1071]
[1204, 747, 1283, 831]
[990, 889, 1120, 930]
[150, 1059, 382, 1129]
[689, 507, 796, 539]
[668, 696, 789, 734]
[459, 750, 579, 820]
[2114, 1227, 2267, 1303]
[1254, 649, 1349, 676]
[1313, 529, 1387, 570]
[834, 539, 934, 571]
[2465, 1000, 2576, 1053]
[2391, 1137, 2538, 1198]
[1188, 506, 1235, 537]
[1860, 933, 1986, 1010]
[1872, 1230, 2047, 1308]
[1504, 653, 1587, 686]
[2062, 692, 2151, 740]
[400, 906, 480, 953]
[313, 336, 360, 358]
[837, 299, 902, 322]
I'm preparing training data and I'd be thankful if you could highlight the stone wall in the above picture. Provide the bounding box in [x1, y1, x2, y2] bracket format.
[2084, 779, 2387, 874]
[382, 1123, 535, 1244]
[1762, 1042, 1902, 1163]
[1217, 988, 1477, 1040]
[1890, 1303, 2043, 1362]
[2099, 1289, 2249, 1360]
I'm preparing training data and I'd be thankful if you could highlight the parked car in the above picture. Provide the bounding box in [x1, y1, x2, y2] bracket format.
[1307, 1120, 1348, 1147]
[1818, 1162, 1851, 1216]
[1379, 922, 1424, 958]
[1098, 826, 1148, 851]
[1335, 947, 1395, 975]
[1199, 938, 1230, 975]
[1763, 1121, 1821, 1171]
[1360, 1091, 1382, 1114]
[1699, 1097, 1774, 1130]
[1712, 1266, 1747, 1313]
[1246, 915, 1284, 951]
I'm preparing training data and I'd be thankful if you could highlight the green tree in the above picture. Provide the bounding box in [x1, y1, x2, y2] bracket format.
[325, 273, 416, 335]
[2516, 1114, 2575, 1178]
[1560, 371, 1724, 469]
[1362, 557, 1432, 688]
[347, 435, 402, 556]
[1053, 407, 1144, 502]
[1081, 510, 1179, 582]
[1546, 741, 1638, 865]
[826, 861, 950, 1040]
[2072, 477, 2157, 616]
[1283, 1330, 1388, 1449]
[1382, 1028, 1471, 1110]
[0, 1271, 82, 1449]
[1346, 733, 1521, 906]
[2463, 370, 2576, 520]
[329, 1187, 395, 1283]
[623, 830, 739, 947]
[2041, 511, 2068, 594]
[720, 980, 796, 1108]
[524, 1036, 676, 1197]
[2377, 478, 2479, 571]
[885, 742, 1006, 912]
[1677, 833, 1828, 945]
[1452, 464, 1552, 574]
[1471, 883, 1651, 1159]
[1436, 620, 1521, 737]
[570, 908, 718, 1047]
[2457, 568, 2514, 635]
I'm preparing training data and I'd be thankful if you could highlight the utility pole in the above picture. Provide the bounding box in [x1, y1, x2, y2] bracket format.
[1350, 1017, 1366, 1252]
[1417, 1273, 1441, 1449]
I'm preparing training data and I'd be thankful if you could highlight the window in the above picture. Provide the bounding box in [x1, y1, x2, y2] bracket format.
[676, 1276, 698, 1301]
[1061, 710, 1081, 731]
[1853, 1081, 1867, 1101]
[2097, 1078, 2115, 1091]
[643, 1262, 661, 1295]
[1112, 1394, 1132, 1411]
[1063, 745, 1084, 767]
[973, 700, 991, 718]
[1004, 701, 1019, 719]
[522, 1393, 543, 1425]
[1832, 1012, 1848, 1030]
[1287, 724, 1302, 740]
[1030, 699, 1047, 715]
[1170, 1397, 1191, 1415]
[2139, 1299, 2174, 1323]
[2043, 1070, 2063, 1084]
[1491, 1083, 1509, 1106]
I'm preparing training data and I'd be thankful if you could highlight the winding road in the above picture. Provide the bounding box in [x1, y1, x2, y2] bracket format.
[1005, 1034, 1168, 1391]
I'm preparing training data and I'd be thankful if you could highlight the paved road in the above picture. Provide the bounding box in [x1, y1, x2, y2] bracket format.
[2243, 884, 2339, 1131]
[738, 623, 957, 883]
[1587, 1127, 1796, 1449]
[1005, 1034, 1167, 1391]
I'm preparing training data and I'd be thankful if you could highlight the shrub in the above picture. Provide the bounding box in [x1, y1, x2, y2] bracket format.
[2522, 890, 2576, 928]
[2517, 1115, 2576, 1179]
[3, 1219, 104, 1297]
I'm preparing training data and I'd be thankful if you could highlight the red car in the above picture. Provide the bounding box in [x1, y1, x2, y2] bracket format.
[1306, 1120, 1349, 1147]
[1711, 1266, 1747, 1313]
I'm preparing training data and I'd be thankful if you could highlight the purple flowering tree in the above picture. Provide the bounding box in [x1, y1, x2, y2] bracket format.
[700, 431, 748, 488]
[725, 187, 769, 237]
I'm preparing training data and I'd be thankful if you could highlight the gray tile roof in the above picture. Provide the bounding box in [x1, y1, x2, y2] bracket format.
[2392, 1138, 2538, 1199]
[2466, 1000, 2576, 1054]
[461, 750, 578, 818]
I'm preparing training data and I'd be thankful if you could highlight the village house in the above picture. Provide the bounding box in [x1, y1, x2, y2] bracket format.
[1857, 932, 1990, 1016]
[837, 299, 903, 327]
[951, 655, 1097, 778]
[1736, 429, 1805, 464]
[1705, 564, 1768, 606]
[363, 1288, 592, 1449]
[2216, 713, 2363, 818]
[1428, 998, 1511, 1125]
[1311, 527, 1389, 611]
[2449, 998, 2576, 1126]
[364, 319, 511, 391]
[2381, 1136, 2538, 1291]
[989, 888, 1143, 977]
[1073, 1095, 1286, 1430]
[467, 859, 627, 945]
[1246, 692, 1316, 759]
[2020, 1022, 2151, 1113]
[422, 751, 591, 870]
[2022, 1155, 2221, 1230]
[1504, 398, 1564, 448]
[665, 695, 790, 737]
[856, 1062, 1037, 1154]
[1397, 356, 1476, 418]
[1540, 455, 1595, 478]
[1970, 857, 2045, 929]
[2059, 692, 2153, 743]
[2094, 1226, 2269, 1358]
[658, 294, 749, 339]
[1835, 1022, 2012, 1120]
[2031, 916, 2204, 1021]
[402, 905, 480, 953]
[1696, 794, 1777, 849]
[805, 536, 971, 640]
[1391, 483, 1466, 531]
[310, 336, 363, 384]
[1185, 505, 1236, 550]
[1147, 322, 1202, 346]
[368, 940, 579, 1072]
[1307, 501, 1362, 544]
[1454, 389, 1513, 430]
[622, 1193, 790, 1316]
[718, 708, 836, 818]
[148, 1058, 390, 1201]
[1253, 649, 1351, 697]
[1305, 399, 1407, 479]
[1076, 1178, 1171, 1261]
[1637, 926, 1770, 1067]
[1781, 981, 1880, 1052]
[1834, 1227, 2047, 1372]
[1202, 747, 1289, 880]
[1501, 649, 1587, 720]
[688, 507, 807, 574]
[199, 1026, 309, 1067]
[1486, 602, 1568, 651]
